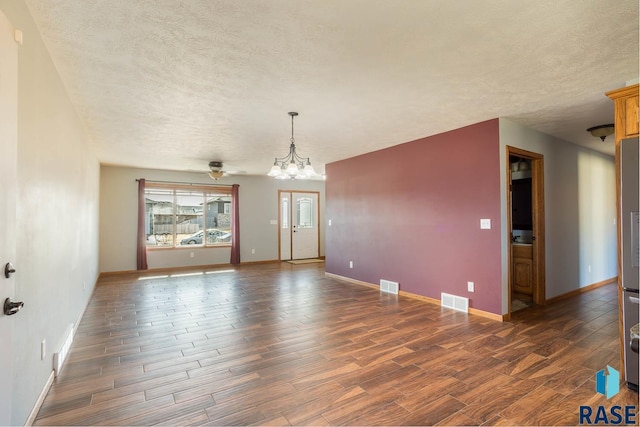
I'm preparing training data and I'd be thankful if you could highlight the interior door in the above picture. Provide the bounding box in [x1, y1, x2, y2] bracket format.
[0, 10, 18, 425]
[291, 192, 319, 259]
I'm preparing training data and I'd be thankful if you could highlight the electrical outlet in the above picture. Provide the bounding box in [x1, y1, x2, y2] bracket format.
[41, 340, 46, 360]
[467, 281, 474, 292]
[251, 248, 255, 254]
[349, 261, 353, 269]
[588, 265, 591, 273]
[190, 252, 195, 258]
[328, 219, 332, 226]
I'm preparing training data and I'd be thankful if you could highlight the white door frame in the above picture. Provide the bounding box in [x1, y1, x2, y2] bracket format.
[0, 10, 19, 425]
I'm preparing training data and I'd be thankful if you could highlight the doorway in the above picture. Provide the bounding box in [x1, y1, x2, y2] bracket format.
[507, 146, 545, 316]
[279, 191, 320, 260]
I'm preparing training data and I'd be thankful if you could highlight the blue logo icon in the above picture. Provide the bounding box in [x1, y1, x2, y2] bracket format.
[596, 365, 620, 399]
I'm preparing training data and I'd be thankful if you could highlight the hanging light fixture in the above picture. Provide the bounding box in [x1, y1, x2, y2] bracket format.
[268, 112, 317, 179]
[587, 123, 615, 141]
[208, 161, 224, 180]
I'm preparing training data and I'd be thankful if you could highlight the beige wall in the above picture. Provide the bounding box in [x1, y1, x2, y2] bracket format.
[100, 166, 325, 272]
[0, 1, 101, 424]
[499, 118, 617, 313]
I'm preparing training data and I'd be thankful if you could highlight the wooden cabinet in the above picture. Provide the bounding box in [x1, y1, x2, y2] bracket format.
[512, 244, 533, 295]
[606, 84, 639, 142]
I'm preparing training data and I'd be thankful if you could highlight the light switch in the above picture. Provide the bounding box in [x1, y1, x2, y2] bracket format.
[480, 219, 491, 229]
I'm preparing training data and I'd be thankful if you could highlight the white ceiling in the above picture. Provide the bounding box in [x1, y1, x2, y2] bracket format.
[24, 0, 639, 176]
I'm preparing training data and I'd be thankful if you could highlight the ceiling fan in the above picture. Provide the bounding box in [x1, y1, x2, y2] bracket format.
[207, 161, 245, 180]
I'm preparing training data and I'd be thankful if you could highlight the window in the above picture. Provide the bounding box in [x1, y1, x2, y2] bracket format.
[281, 197, 289, 229]
[144, 184, 232, 248]
[296, 197, 314, 228]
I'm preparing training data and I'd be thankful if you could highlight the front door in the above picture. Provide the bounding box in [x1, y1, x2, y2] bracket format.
[0, 10, 18, 425]
[279, 191, 319, 260]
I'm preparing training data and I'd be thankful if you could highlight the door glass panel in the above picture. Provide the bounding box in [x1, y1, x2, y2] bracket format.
[281, 197, 289, 229]
[296, 197, 313, 228]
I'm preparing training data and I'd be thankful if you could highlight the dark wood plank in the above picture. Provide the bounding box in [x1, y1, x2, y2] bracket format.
[33, 263, 638, 426]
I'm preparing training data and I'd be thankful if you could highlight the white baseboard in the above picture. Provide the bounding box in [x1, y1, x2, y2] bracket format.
[24, 370, 54, 426]
[25, 278, 94, 426]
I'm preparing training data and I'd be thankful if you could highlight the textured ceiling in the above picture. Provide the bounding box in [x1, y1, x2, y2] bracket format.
[24, 0, 639, 176]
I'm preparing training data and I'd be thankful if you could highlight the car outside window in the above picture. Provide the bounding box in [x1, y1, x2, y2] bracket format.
[144, 185, 232, 248]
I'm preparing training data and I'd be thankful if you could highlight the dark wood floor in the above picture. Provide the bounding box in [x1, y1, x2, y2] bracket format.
[34, 263, 638, 426]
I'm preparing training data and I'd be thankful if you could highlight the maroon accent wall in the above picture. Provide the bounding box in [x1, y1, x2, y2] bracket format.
[326, 119, 502, 314]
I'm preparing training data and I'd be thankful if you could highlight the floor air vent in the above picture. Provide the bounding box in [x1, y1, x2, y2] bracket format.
[53, 324, 74, 377]
[441, 292, 469, 313]
[380, 279, 399, 295]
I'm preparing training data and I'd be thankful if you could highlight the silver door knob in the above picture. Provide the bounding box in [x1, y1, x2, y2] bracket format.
[4, 263, 15, 278]
[3, 298, 24, 316]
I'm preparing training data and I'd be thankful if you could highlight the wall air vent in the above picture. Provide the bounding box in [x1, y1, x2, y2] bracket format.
[53, 323, 74, 377]
[380, 279, 399, 295]
[441, 292, 469, 313]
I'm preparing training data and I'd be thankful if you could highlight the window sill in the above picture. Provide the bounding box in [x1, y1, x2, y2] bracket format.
[147, 245, 232, 251]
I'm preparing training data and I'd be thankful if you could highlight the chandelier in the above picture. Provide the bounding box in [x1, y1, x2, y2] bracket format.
[267, 112, 317, 179]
